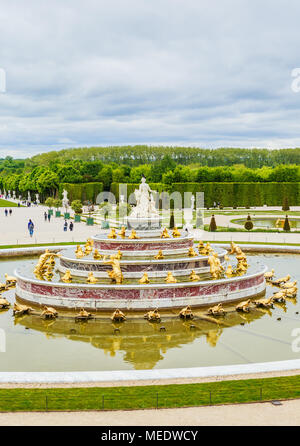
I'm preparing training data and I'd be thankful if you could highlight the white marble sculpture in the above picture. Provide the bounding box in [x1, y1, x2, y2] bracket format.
[62, 189, 69, 212]
[27, 191, 31, 202]
[130, 176, 159, 219]
[35, 193, 40, 205]
[191, 195, 195, 210]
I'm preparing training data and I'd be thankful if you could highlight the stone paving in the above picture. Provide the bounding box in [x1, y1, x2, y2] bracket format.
[0, 202, 300, 246]
[0, 205, 98, 245]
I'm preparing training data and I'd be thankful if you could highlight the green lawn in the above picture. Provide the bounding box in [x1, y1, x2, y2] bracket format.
[0, 199, 19, 207]
[0, 375, 300, 412]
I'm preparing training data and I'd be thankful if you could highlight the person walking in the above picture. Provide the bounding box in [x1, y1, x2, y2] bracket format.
[4, 209, 8, 217]
[9, 209, 12, 216]
[69, 221, 74, 231]
[47, 212, 51, 222]
[63, 220, 68, 232]
[28, 219, 34, 237]
[44, 211, 47, 221]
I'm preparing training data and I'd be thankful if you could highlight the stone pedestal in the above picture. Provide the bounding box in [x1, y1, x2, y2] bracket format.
[126, 216, 162, 231]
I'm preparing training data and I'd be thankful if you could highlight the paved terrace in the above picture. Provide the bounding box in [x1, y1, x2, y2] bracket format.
[0, 204, 300, 246]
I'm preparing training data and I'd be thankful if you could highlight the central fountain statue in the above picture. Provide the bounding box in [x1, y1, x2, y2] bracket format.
[126, 175, 161, 231]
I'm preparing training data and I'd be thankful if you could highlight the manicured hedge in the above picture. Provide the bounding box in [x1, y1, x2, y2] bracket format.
[171, 182, 300, 207]
[109, 182, 300, 207]
[59, 182, 103, 202]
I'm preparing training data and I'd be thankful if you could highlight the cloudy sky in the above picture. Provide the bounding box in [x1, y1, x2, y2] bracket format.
[1, 0, 300, 158]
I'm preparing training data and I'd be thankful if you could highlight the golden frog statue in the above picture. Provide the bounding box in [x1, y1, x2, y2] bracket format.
[108, 228, 117, 239]
[190, 270, 200, 281]
[62, 270, 72, 283]
[111, 309, 126, 322]
[225, 264, 234, 278]
[154, 250, 164, 260]
[118, 226, 126, 238]
[93, 249, 102, 260]
[75, 246, 85, 258]
[172, 227, 181, 238]
[188, 247, 197, 257]
[160, 228, 170, 238]
[128, 229, 139, 239]
[87, 272, 98, 284]
[165, 272, 177, 283]
[139, 272, 150, 284]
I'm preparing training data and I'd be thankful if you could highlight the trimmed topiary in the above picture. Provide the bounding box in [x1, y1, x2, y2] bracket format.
[283, 215, 291, 231]
[209, 214, 217, 232]
[169, 210, 175, 229]
[244, 220, 254, 231]
[282, 197, 290, 211]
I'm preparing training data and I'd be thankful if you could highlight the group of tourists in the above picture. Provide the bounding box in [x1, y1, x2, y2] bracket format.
[64, 220, 73, 232]
[44, 211, 51, 222]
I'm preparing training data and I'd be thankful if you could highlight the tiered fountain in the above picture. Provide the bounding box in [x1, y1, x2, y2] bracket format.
[15, 177, 267, 315]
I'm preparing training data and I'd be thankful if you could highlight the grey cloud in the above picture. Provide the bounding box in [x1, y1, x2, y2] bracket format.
[0, 0, 300, 157]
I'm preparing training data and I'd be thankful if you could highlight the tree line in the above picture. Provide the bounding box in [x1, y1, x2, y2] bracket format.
[0, 147, 299, 200]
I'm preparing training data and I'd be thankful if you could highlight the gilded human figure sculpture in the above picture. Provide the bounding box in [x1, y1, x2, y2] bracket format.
[115, 250, 123, 260]
[103, 255, 124, 284]
[207, 252, 223, 279]
[34, 249, 60, 275]
[225, 264, 234, 278]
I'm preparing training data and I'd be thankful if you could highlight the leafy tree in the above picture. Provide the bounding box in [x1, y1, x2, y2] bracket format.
[53, 198, 62, 209]
[98, 166, 112, 190]
[57, 166, 82, 183]
[45, 197, 55, 208]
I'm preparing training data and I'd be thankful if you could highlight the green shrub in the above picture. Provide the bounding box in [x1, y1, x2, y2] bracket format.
[71, 200, 83, 214]
[45, 197, 55, 208]
[244, 220, 254, 231]
[53, 198, 62, 209]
